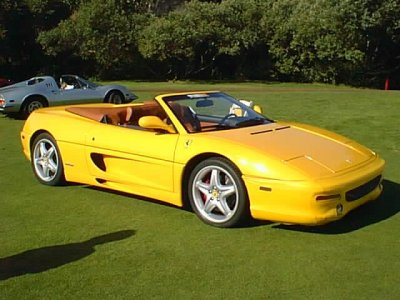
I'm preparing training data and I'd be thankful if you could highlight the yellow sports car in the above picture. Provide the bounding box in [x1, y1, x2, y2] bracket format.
[20, 91, 385, 227]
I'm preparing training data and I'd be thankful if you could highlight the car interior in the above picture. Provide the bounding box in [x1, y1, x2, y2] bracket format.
[65, 101, 201, 133]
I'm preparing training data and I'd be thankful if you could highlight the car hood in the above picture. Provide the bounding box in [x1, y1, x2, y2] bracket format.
[203, 122, 374, 178]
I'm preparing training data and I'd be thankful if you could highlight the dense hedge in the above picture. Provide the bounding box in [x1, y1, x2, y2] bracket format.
[1, 0, 399, 87]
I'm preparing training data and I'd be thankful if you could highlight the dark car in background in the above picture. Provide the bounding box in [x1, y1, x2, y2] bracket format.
[0, 78, 13, 88]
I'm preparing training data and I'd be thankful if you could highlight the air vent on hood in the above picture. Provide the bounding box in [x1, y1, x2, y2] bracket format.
[251, 125, 291, 135]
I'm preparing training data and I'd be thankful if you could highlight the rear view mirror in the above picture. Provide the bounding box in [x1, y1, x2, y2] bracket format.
[196, 99, 214, 107]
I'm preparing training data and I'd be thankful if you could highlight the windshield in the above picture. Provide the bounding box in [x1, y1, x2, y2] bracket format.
[60, 75, 99, 89]
[163, 92, 272, 133]
[79, 77, 99, 89]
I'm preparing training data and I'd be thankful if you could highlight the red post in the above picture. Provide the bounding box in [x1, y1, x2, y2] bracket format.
[384, 78, 390, 90]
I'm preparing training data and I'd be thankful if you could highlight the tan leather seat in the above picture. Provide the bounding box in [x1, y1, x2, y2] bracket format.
[169, 103, 201, 133]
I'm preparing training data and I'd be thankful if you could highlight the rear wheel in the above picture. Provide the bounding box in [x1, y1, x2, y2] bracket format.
[31, 133, 65, 186]
[107, 91, 124, 104]
[188, 157, 249, 227]
[21, 98, 45, 118]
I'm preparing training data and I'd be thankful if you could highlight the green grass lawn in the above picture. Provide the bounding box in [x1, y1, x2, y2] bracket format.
[1, 82, 399, 299]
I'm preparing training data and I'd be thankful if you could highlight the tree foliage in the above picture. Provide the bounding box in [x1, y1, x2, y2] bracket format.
[1, 0, 400, 86]
[37, 0, 151, 77]
[0, 1, 37, 78]
[262, 0, 400, 85]
[138, 0, 268, 79]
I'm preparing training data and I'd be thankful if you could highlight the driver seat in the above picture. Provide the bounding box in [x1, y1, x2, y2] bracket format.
[170, 103, 201, 133]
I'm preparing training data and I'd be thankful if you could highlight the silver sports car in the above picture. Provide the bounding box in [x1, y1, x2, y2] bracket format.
[0, 74, 137, 117]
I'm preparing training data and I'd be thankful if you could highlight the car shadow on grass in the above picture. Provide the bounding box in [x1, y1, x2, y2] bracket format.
[0, 229, 135, 281]
[86, 186, 183, 210]
[1, 112, 25, 120]
[273, 179, 400, 234]
[84, 180, 399, 232]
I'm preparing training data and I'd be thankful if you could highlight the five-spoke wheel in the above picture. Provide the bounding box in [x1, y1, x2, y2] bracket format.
[189, 157, 248, 227]
[31, 133, 65, 186]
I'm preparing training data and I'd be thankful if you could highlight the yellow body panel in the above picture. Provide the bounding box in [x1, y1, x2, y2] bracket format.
[20, 92, 385, 225]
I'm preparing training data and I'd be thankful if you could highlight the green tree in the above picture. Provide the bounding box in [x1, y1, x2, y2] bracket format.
[24, 0, 79, 31]
[355, 0, 400, 86]
[0, 1, 37, 79]
[0, 0, 78, 79]
[2, 0, 399, 85]
[262, 0, 400, 85]
[262, 0, 365, 83]
[38, 0, 152, 78]
[138, 0, 269, 79]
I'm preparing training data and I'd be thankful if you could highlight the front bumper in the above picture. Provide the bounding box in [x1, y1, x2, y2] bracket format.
[125, 93, 138, 102]
[244, 155, 385, 225]
[20, 130, 32, 161]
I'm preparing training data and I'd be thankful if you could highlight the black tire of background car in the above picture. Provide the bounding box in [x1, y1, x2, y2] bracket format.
[31, 133, 66, 186]
[21, 97, 46, 118]
[107, 91, 124, 104]
[188, 157, 249, 228]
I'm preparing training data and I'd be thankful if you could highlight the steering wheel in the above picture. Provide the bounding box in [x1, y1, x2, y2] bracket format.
[218, 113, 237, 126]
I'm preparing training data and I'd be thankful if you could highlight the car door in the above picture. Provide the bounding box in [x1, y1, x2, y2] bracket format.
[85, 123, 179, 192]
[53, 87, 101, 105]
[52, 76, 102, 105]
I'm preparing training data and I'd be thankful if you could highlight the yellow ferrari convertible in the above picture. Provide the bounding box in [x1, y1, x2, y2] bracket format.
[20, 91, 385, 227]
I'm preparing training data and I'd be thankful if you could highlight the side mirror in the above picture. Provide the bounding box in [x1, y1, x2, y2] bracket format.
[138, 116, 176, 133]
[253, 105, 263, 114]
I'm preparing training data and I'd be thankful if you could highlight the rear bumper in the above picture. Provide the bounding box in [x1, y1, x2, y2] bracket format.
[244, 155, 385, 225]
[0, 104, 19, 113]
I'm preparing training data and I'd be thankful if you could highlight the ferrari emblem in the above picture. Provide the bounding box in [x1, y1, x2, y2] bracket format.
[212, 189, 220, 199]
[185, 139, 193, 148]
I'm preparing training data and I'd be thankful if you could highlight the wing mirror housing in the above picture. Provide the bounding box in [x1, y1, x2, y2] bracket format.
[253, 104, 263, 114]
[138, 116, 176, 133]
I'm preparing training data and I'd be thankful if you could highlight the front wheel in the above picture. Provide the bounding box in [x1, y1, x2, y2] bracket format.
[31, 133, 65, 186]
[188, 157, 249, 227]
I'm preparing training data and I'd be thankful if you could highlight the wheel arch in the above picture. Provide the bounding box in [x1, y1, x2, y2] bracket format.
[21, 94, 49, 109]
[29, 129, 53, 152]
[180, 152, 243, 209]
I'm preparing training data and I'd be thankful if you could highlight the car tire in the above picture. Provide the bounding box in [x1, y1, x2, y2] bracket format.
[21, 98, 45, 118]
[31, 133, 65, 186]
[188, 157, 249, 227]
[107, 91, 124, 104]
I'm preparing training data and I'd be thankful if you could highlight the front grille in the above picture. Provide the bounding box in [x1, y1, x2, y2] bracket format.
[345, 175, 381, 202]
